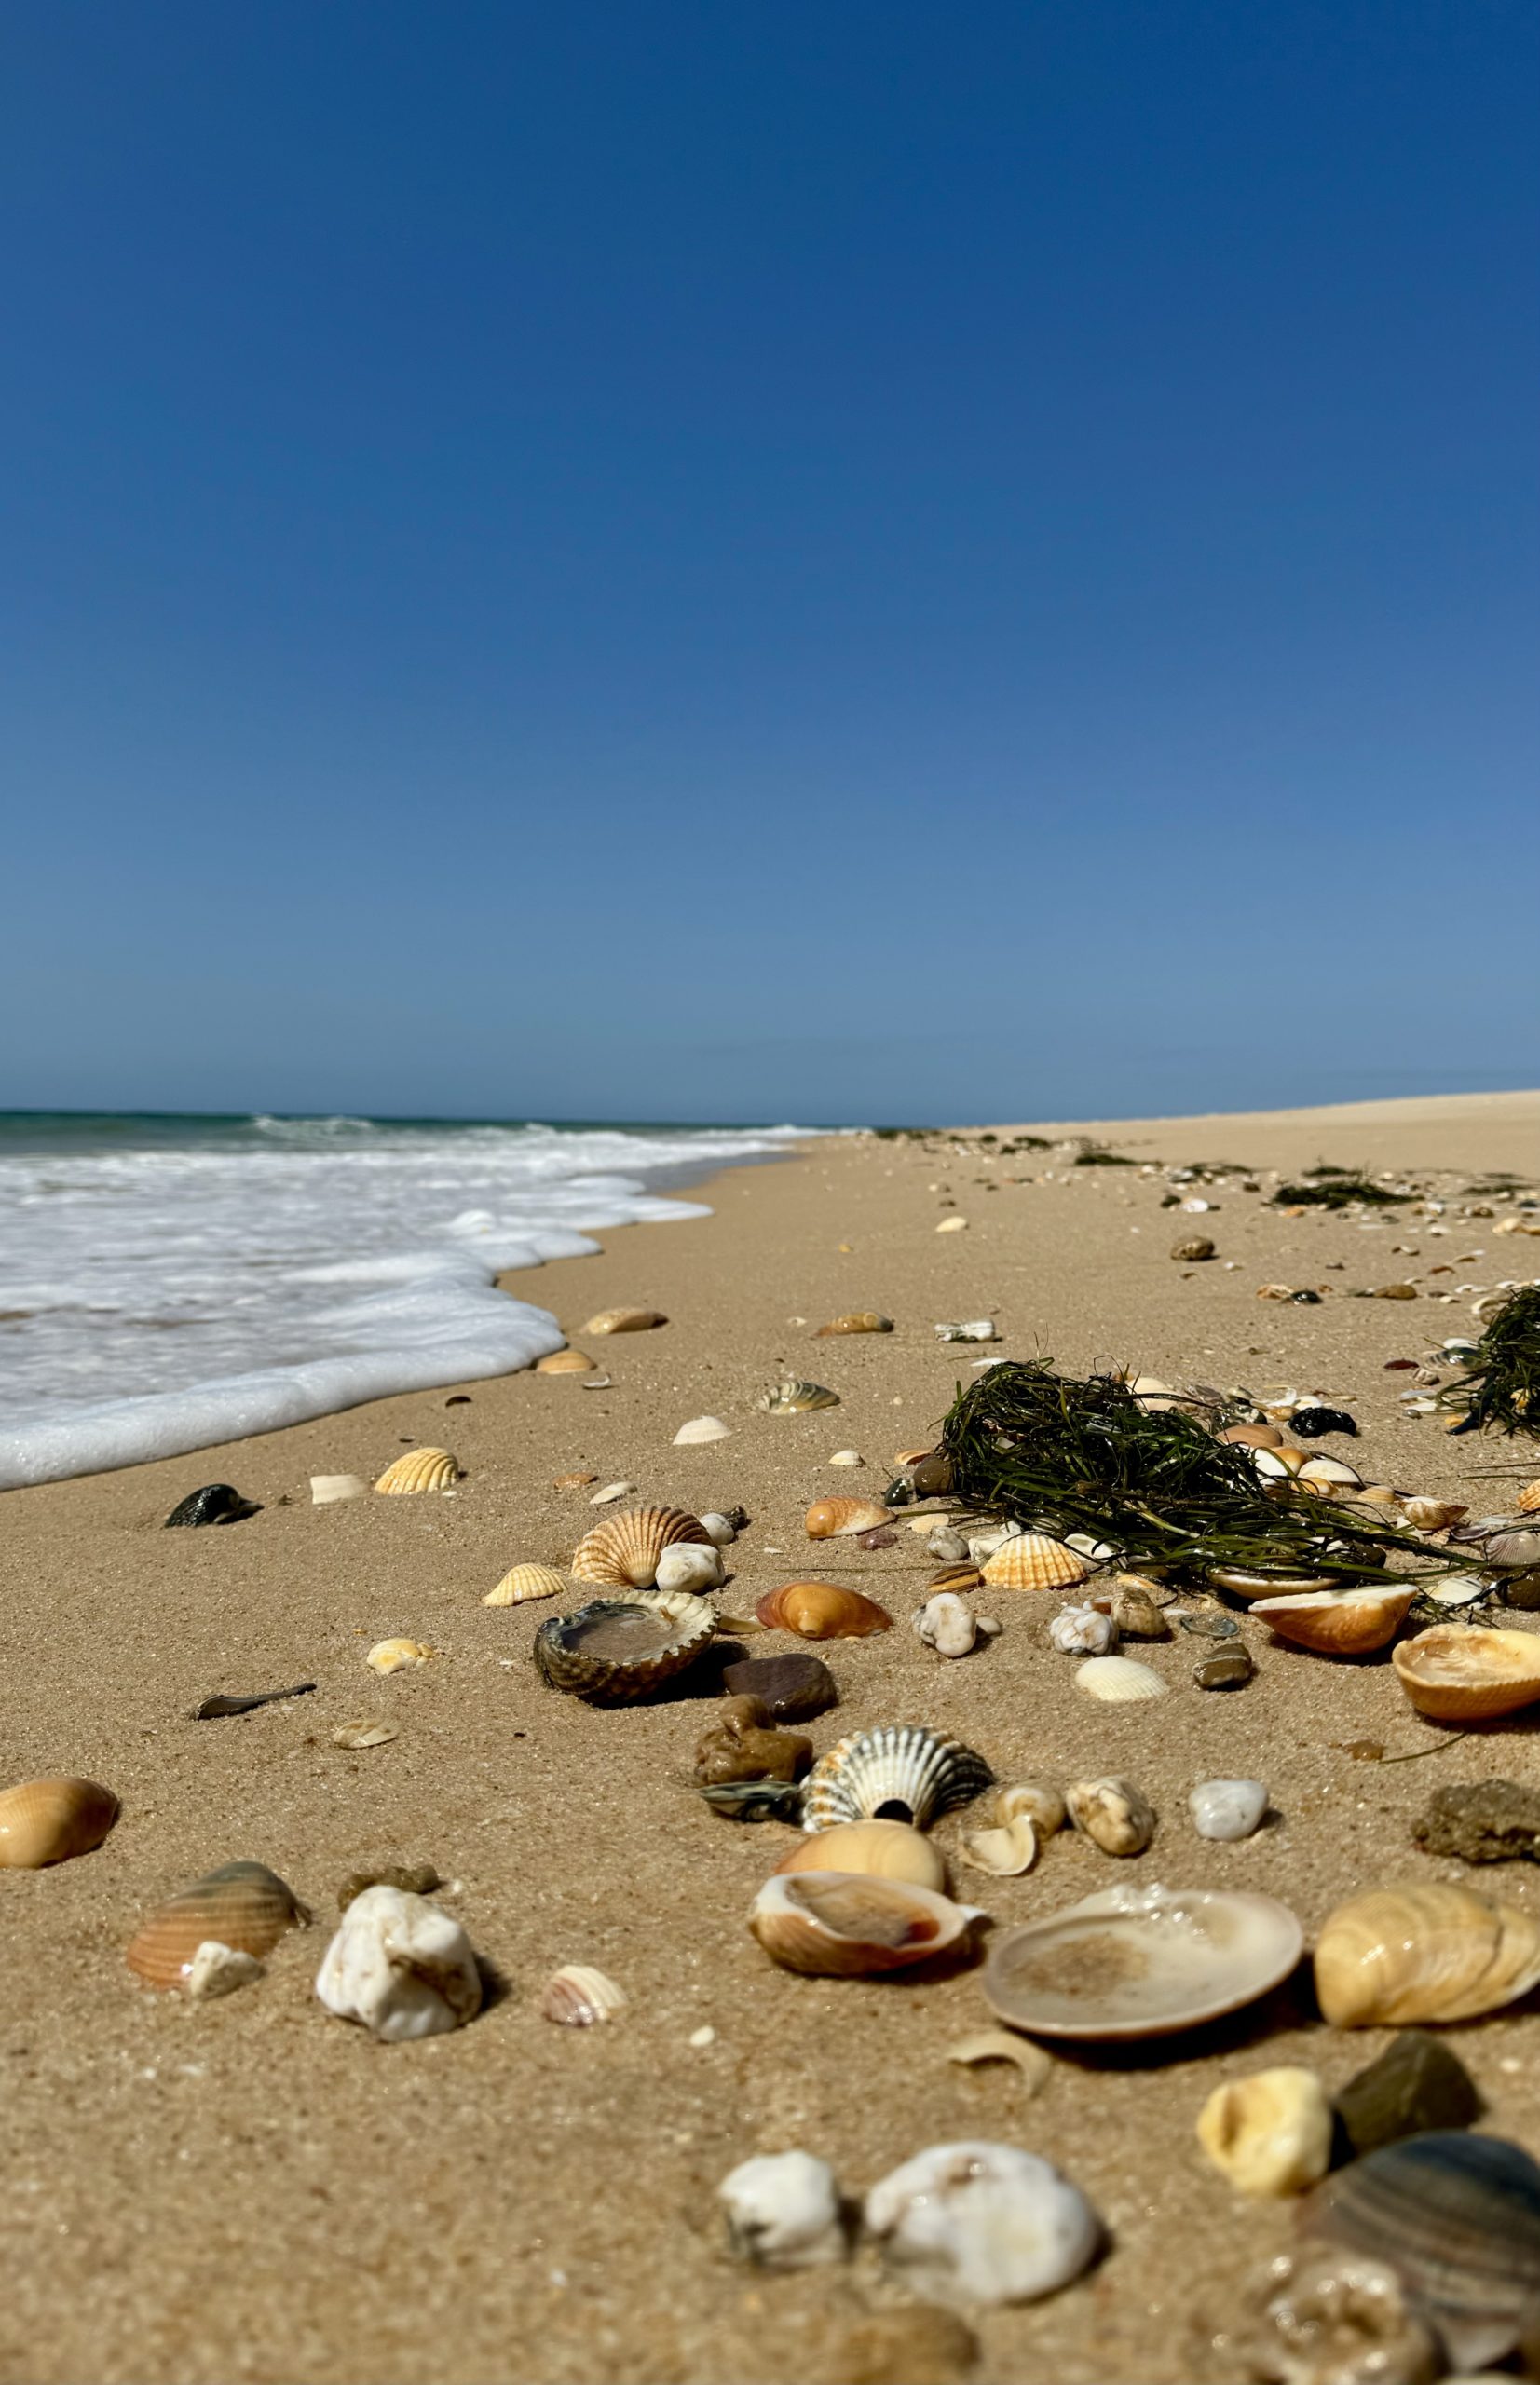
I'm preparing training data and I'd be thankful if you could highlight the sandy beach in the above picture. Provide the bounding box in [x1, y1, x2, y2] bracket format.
[3, 1088, 1539, 2385]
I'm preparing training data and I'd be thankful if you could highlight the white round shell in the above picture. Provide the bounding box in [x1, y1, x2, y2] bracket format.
[718, 2151, 845, 2269]
[1074, 1655, 1167, 1703]
[863, 2141, 1100, 2306]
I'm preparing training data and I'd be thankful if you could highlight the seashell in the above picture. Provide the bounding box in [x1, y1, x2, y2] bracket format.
[993, 1781, 1066, 1838]
[774, 1819, 946, 1892]
[534, 1588, 716, 1701]
[984, 1883, 1304, 2041]
[697, 1511, 737, 1546]
[484, 1562, 567, 1608]
[960, 1813, 1038, 1877]
[1241, 2250, 1442, 2385]
[1074, 1654, 1167, 1703]
[128, 1860, 307, 1989]
[552, 1470, 598, 1488]
[309, 1473, 366, 1505]
[1222, 1422, 1286, 1450]
[1473, 1525, 1540, 1571]
[1197, 2067, 1333, 2198]
[863, 2142, 1099, 2307]
[331, 1718, 398, 1749]
[934, 1319, 999, 1342]
[804, 1497, 891, 1540]
[571, 1505, 711, 1588]
[672, 1415, 731, 1450]
[1048, 1601, 1116, 1656]
[373, 1448, 460, 1495]
[185, 1942, 266, 1999]
[653, 1541, 725, 1595]
[802, 1726, 993, 1833]
[755, 1582, 892, 1640]
[1067, 1777, 1155, 1856]
[1392, 1624, 1540, 1721]
[720, 1653, 838, 1721]
[945, 2031, 1052, 2090]
[1315, 1883, 1540, 2026]
[1297, 1455, 1364, 1490]
[700, 1778, 806, 1822]
[815, 1313, 893, 1336]
[934, 1215, 968, 1233]
[0, 1776, 119, 1869]
[536, 1347, 597, 1373]
[1171, 1236, 1216, 1261]
[583, 1306, 665, 1334]
[759, 1378, 840, 1414]
[719, 2151, 846, 2269]
[1190, 1779, 1268, 1840]
[164, 1481, 260, 1527]
[1097, 1580, 1171, 1639]
[827, 1449, 865, 1466]
[590, 1479, 635, 1505]
[539, 1964, 627, 2025]
[365, 1638, 433, 1674]
[1302, 2132, 1540, 2370]
[315, 1884, 482, 2041]
[1253, 1588, 1415, 1656]
[1207, 1567, 1342, 1601]
[929, 1561, 985, 1597]
[1403, 1496, 1468, 1531]
[980, 1533, 1091, 1593]
[748, 1871, 983, 1977]
[1519, 1479, 1540, 1517]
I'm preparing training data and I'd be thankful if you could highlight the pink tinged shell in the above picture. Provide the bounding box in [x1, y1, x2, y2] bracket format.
[748, 1872, 984, 1977]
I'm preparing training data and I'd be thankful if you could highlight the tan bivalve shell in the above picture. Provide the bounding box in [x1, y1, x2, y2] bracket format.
[539, 1964, 627, 2025]
[484, 1563, 567, 1608]
[993, 1781, 1067, 1838]
[1297, 1455, 1364, 1491]
[1074, 1655, 1167, 1703]
[980, 1533, 1091, 1593]
[1392, 1625, 1540, 1722]
[1196, 2067, 1334, 2198]
[983, 1884, 1304, 2041]
[0, 1776, 119, 1869]
[127, 1860, 307, 1990]
[583, 1306, 664, 1334]
[310, 1473, 366, 1504]
[374, 1448, 460, 1495]
[571, 1505, 711, 1588]
[1207, 1567, 1341, 1601]
[536, 1348, 597, 1374]
[759, 1378, 840, 1414]
[749, 1872, 983, 1977]
[815, 1312, 893, 1335]
[533, 1587, 716, 1702]
[755, 1582, 892, 1639]
[365, 1638, 433, 1674]
[1251, 1587, 1415, 1656]
[673, 1415, 731, 1445]
[1314, 1883, 1540, 2026]
[773, 1819, 947, 1892]
[1403, 1497, 1468, 1531]
[804, 1497, 891, 1540]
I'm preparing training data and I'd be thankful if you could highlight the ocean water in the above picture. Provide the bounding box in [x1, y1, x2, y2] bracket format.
[0, 1111, 809, 1490]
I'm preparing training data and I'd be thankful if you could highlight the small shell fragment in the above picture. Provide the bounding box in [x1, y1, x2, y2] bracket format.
[373, 1448, 460, 1495]
[590, 1479, 635, 1506]
[673, 1415, 731, 1445]
[484, 1563, 567, 1608]
[332, 1718, 400, 1750]
[828, 1450, 865, 1467]
[863, 2141, 1099, 2306]
[1049, 1602, 1116, 1655]
[583, 1306, 665, 1334]
[759, 1379, 840, 1414]
[185, 1941, 266, 2000]
[536, 1348, 598, 1374]
[1074, 1655, 1167, 1703]
[539, 1964, 627, 2025]
[946, 2032, 1051, 2091]
[310, 1473, 367, 1505]
[960, 1813, 1038, 1877]
[914, 1591, 994, 1658]
[365, 1638, 434, 1675]
[816, 1313, 893, 1336]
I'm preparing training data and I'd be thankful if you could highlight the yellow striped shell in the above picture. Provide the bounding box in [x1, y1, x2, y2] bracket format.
[570, 1506, 710, 1588]
[484, 1563, 568, 1608]
[980, 1533, 1091, 1592]
[374, 1448, 461, 1495]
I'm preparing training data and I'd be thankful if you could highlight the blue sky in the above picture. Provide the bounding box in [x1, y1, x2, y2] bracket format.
[2, 1, 1535, 1125]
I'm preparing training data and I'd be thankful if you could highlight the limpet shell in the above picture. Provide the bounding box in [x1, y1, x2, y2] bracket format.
[774, 1819, 946, 1891]
[583, 1306, 664, 1334]
[1314, 1883, 1540, 2026]
[374, 1448, 460, 1495]
[539, 1964, 627, 2025]
[804, 1497, 890, 1540]
[365, 1638, 433, 1674]
[748, 1871, 983, 1977]
[0, 1777, 119, 1869]
[983, 1884, 1304, 2041]
[127, 1860, 307, 1990]
[1074, 1655, 1167, 1703]
[533, 1588, 716, 1702]
[755, 1582, 892, 1639]
[1252, 1588, 1415, 1656]
[571, 1505, 711, 1589]
[815, 1312, 893, 1335]
[801, 1725, 992, 1833]
[1392, 1625, 1540, 1722]
[484, 1563, 567, 1608]
[980, 1533, 1091, 1593]
[758, 1378, 840, 1414]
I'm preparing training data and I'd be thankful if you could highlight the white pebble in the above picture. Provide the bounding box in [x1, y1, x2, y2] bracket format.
[718, 2150, 845, 2269]
[653, 1542, 725, 1594]
[1049, 1601, 1116, 1656]
[315, 1886, 482, 2043]
[309, 1473, 366, 1505]
[912, 1591, 980, 1658]
[864, 2142, 1099, 2306]
[1190, 1779, 1268, 1841]
[186, 1941, 265, 1999]
[697, 1512, 737, 1546]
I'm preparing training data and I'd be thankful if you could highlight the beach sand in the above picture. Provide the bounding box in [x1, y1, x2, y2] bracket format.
[1, 1089, 1537, 2385]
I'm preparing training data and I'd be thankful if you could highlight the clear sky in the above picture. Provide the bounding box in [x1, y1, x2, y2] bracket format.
[2, 2, 1535, 1126]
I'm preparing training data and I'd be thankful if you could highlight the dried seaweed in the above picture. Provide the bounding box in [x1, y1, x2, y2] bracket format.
[939, 1359, 1447, 1586]
[1273, 1175, 1403, 1208]
[1448, 1287, 1540, 1439]
[1073, 1147, 1140, 1167]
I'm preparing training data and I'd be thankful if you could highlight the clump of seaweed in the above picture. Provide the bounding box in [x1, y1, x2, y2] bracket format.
[1273, 1174, 1403, 1208]
[939, 1360, 1447, 1587]
[1446, 1288, 1540, 1439]
[1072, 1145, 1141, 1167]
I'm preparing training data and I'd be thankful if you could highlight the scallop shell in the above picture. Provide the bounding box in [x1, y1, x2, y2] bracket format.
[804, 1497, 892, 1540]
[533, 1588, 716, 1702]
[539, 1964, 627, 2025]
[1314, 1883, 1540, 2026]
[748, 1871, 983, 1977]
[374, 1448, 460, 1495]
[127, 1860, 307, 1990]
[0, 1777, 119, 1869]
[1074, 1655, 1167, 1703]
[1251, 1588, 1415, 1656]
[758, 1379, 840, 1414]
[754, 1582, 892, 1639]
[801, 1725, 992, 1833]
[365, 1638, 434, 1674]
[1518, 1479, 1540, 1517]
[773, 1819, 947, 1892]
[815, 1313, 893, 1335]
[983, 1884, 1304, 2041]
[583, 1306, 665, 1334]
[980, 1534, 1091, 1593]
[673, 1415, 731, 1445]
[1392, 1625, 1540, 1722]
[536, 1348, 597, 1374]
[484, 1563, 567, 1608]
[571, 1506, 711, 1588]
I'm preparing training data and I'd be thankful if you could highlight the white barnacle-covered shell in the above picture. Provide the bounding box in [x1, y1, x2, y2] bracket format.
[913, 1591, 980, 1658]
[314, 1885, 482, 2042]
[1049, 1602, 1116, 1656]
[1191, 1780, 1268, 1842]
[863, 2141, 1100, 2307]
[1196, 2068, 1333, 2199]
[718, 2150, 846, 2269]
[653, 1541, 726, 1594]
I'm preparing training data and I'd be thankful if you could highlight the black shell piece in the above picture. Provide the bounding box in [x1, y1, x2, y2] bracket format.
[1290, 1405, 1358, 1438]
[699, 1779, 805, 1821]
[164, 1483, 261, 1528]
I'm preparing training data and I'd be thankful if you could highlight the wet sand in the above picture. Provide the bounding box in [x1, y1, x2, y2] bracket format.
[1, 1089, 1537, 2384]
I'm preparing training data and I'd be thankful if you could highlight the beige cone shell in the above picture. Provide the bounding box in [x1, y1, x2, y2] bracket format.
[748, 1871, 982, 1977]
[583, 1306, 664, 1334]
[804, 1497, 891, 1540]
[127, 1860, 307, 1991]
[1315, 1883, 1540, 2027]
[536, 1348, 596, 1375]
[484, 1563, 567, 1608]
[374, 1448, 461, 1495]
[0, 1777, 119, 1869]
[980, 1533, 1091, 1593]
[1251, 1588, 1415, 1656]
[773, 1820, 946, 1893]
[1391, 1625, 1540, 1721]
[570, 1505, 710, 1588]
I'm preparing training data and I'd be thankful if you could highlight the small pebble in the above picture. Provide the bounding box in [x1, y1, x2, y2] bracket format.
[719, 1653, 838, 1722]
[1333, 2030, 1480, 2156]
[1190, 1779, 1268, 1840]
[1193, 1647, 1255, 1690]
[1177, 1611, 1239, 1640]
[1412, 1779, 1540, 1864]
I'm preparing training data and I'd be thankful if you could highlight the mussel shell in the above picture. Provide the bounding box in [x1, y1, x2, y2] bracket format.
[127, 1860, 307, 1989]
[535, 1590, 716, 1701]
[164, 1483, 260, 1528]
[700, 1779, 806, 1821]
[0, 1776, 120, 1869]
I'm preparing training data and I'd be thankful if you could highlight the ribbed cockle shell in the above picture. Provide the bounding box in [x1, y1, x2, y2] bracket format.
[755, 1582, 892, 1639]
[801, 1725, 992, 1833]
[0, 1777, 119, 1869]
[749, 1872, 983, 1977]
[539, 1964, 627, 2025]
[127, 1860, 307, 1990]
[484, 1563, 567, 1608]
[1315, 1883, 1540, 2026]
[980, 1534, 1091, 1593]
[804, 1497, 891, 1540]
[374, 1448, 461, 1495]
[570, 1506, 710, 1588]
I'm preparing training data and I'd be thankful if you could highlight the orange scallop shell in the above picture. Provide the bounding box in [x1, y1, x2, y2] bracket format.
[804, 1497, 891, 1540]
[126, 1860, 307, 1991]
[980, 1533, 1091, 1592]
[755, 1582, 893, 1639]
[0, 1776, 119, 1869]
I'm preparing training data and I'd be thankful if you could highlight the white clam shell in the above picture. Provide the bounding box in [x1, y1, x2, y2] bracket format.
[1074, 1655, 1167, 1703]
[863, 2141, 1100, 2307]
[984, 1884, 1305, 2041]
[653, 1542, 725, 1595]
[719, 2151, 845, 2269]
[828, 1450, 865, 1466]
[315, 1885, 482, 2042]
[673, 1415, 731, 1445]
[1191, 1780, 1268, 1842]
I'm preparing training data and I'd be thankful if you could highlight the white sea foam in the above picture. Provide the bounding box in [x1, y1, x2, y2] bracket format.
[0, 1119, 806, 1489]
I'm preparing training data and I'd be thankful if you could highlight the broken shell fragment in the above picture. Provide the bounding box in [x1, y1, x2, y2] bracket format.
[0, 1776, 119, 1869]
[185, 1942, 266, 1999]
[1391, 1625, 1540, 1722]
[960, 1812, 1038, 1877]
[945, 2032, 1051, 2090]
[994, 1781, 1067, 1838]
[539, 1964, 627, 2025]
[1207, 1567, 1341, 1601]
[719, 2150, 846, 2269]
[913, 1591, 994, 1658]
[983, 1884, 1304, 2041]
[365, 1638, 433, 1674]
[1252, 1588, 1415, 1656]
[315, 1884, 482, 2041]
[815, 1312, 893, 1336]
[128, 1860, 307, 1990]
[310, 1473, 367, 1505]
[1099, 1581, 1171, 1639]
[484, 1562, 568, 1608]
[583, 1306, 664, 1334]
[653, 1541, 725, 1595]
[805, 1496, 891, 1539]
[749, 1872, 983, 1977]
[759, 1378, 840, 1414]
[1190, 1779, 1268, 1840]
[1196, 2068, 1334, 2198]
[827, 1449, 865, 1467]
[1242, 2250, 1442, 2385]
[1066, 1777, 1155, 1856]
[331, 1718, 399, 1750]
[673, 1414, 731, 1445]
[1314, 1883, 1540, 2026]
[980, 1533, 1091, 1593]
[571, 1505, 711, 1589]
[773, 1819, 946, 1891]
[802, 1726, 993, 1833]
[373, 1449, 460, 1495]
[755, 1582, 892, 1640]
[1075, 1655, 1168, 1703]
[863, 2142, 1099, 2307]
[534, 1588, 716, 1701]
